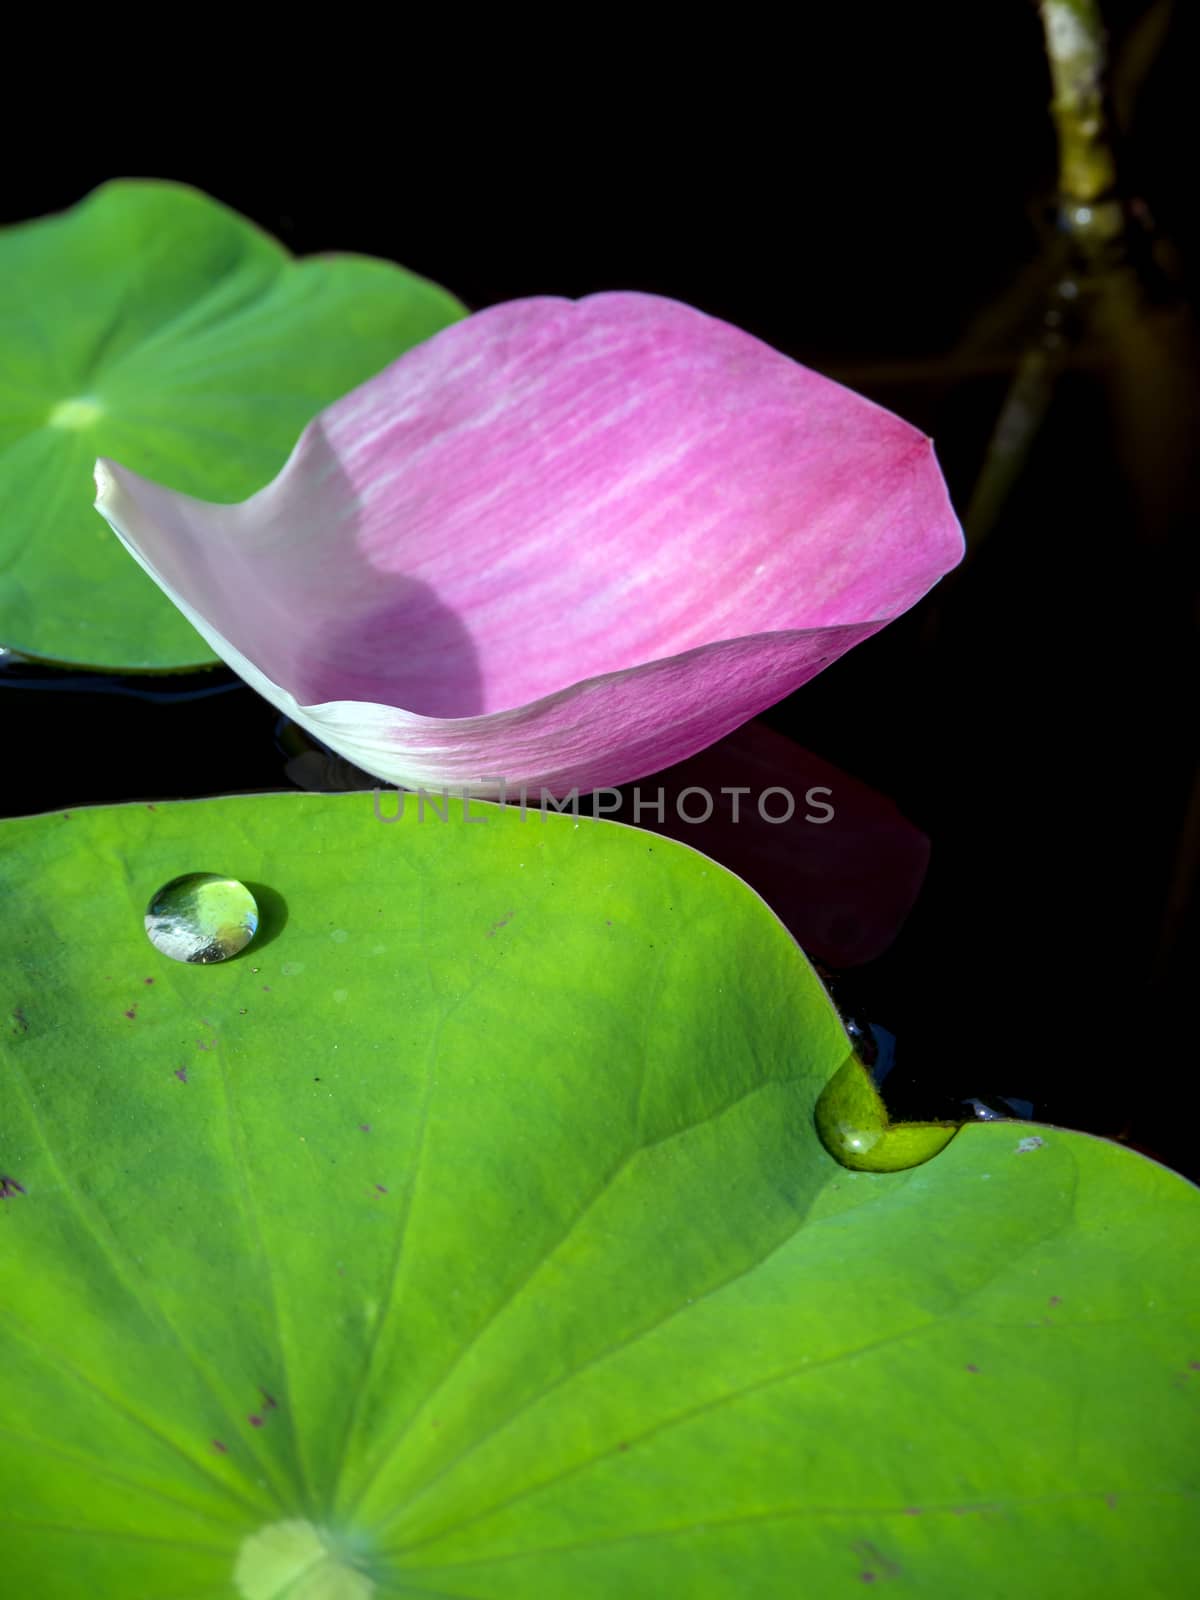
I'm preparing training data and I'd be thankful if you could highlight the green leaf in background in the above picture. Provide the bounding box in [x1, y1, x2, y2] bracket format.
[0, 181, 466, 672]
[0, 793, 1196, 1598]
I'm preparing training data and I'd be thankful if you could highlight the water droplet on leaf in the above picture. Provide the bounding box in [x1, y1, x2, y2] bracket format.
[145, 873, 259, 964]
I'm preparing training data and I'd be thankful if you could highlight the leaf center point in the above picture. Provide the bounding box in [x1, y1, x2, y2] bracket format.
[234, 1519, 375, 1600]
[48, 395, 104, 430]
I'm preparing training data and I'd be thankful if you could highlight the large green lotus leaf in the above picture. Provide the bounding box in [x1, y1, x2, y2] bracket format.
[0, 182, 465, 671]
[0, 793, 1196, 1599]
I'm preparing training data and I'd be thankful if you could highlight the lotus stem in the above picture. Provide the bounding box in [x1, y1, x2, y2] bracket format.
[962, 1, 1127, 549]
[1039, 0, 1123, 249]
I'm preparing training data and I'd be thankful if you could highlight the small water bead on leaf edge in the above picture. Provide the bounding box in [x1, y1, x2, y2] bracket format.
[815, 1055, 959, 1173]
[145, 873, 259, 964]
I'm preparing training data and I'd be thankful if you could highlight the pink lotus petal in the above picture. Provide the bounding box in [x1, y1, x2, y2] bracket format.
[93, 293, 962, 795]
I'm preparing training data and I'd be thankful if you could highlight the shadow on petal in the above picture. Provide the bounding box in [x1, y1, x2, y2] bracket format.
[267, 424, 486, 716]
[299, 584, 485, 717]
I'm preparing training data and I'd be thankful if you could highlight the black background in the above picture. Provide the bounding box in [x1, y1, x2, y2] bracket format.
[3, 1, 1196, 1169]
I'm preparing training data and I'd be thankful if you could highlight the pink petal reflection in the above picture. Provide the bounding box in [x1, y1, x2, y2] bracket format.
[604, 720, 930, 966]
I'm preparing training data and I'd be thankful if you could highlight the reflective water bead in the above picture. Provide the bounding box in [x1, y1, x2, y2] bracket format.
[145, 873, 259, 964]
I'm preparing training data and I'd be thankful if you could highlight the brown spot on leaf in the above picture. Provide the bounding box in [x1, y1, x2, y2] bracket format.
[0, 1176, 26, 1200]
[359, 1123, 371, 1133]
[125, 1007, 137, 1020]
[212, 1439, 227, 1453]
[1049, 1295, 1061, 1307]
[174, 1067, 188, 1084]
[11, 1008, 28, 1034]
[144, 977, 155, 986]
[260, 1388, 277, 1411]
[375, 1184, 388, 1195]
[965, 1364, 979, 1373]
[852, 1542, 899, 1582]
[146, 803, 157, 811]
[248, 1414, 264, 1428]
